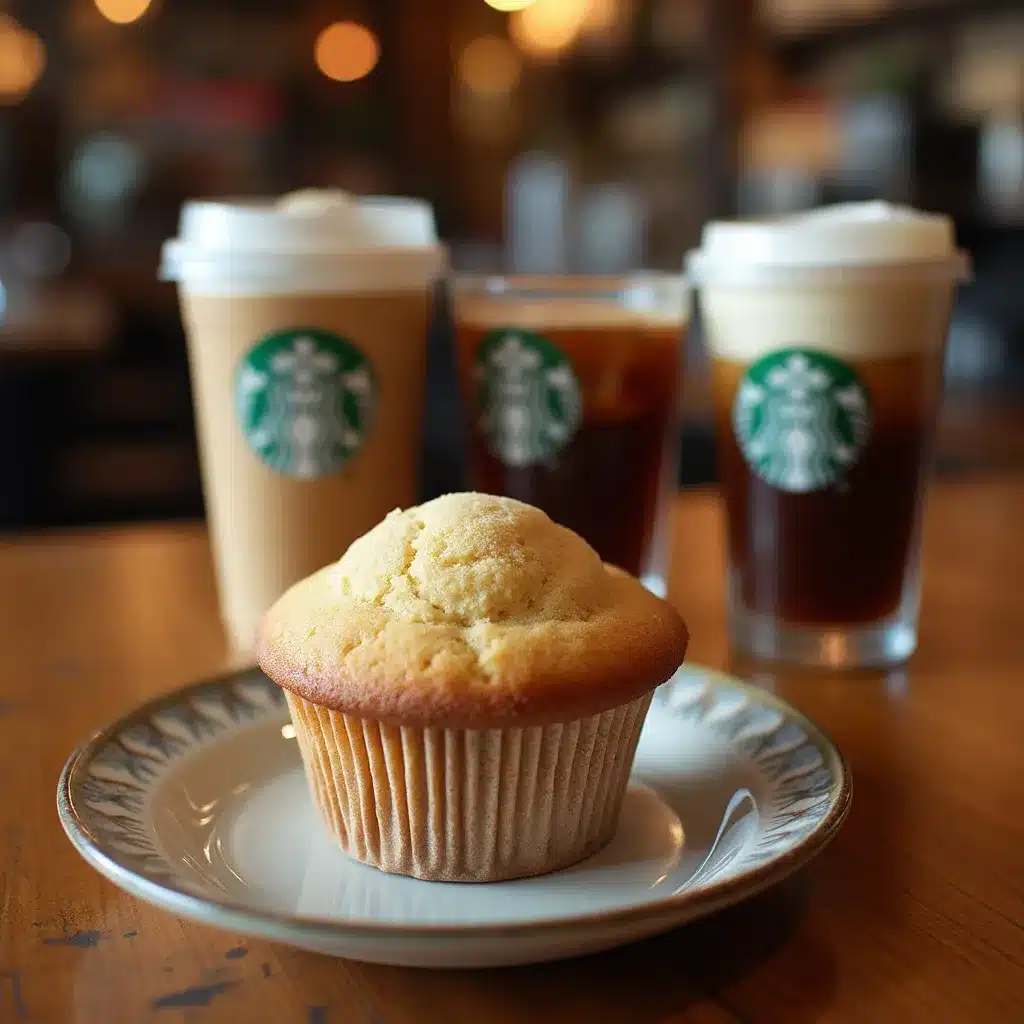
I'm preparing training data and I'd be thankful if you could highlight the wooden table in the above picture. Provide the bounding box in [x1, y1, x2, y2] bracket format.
[2, 478, 1023, 1022]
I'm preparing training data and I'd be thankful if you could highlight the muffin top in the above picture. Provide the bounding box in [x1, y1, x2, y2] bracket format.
[258, 493, 688, 727]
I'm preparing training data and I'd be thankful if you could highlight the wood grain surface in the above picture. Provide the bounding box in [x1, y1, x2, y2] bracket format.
[2, 478, 1023, 1022]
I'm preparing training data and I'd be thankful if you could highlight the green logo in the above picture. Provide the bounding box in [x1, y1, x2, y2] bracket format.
[475, 329, 581, 467]
[236, 328, 376, 479]
[733, 348, 871, 493]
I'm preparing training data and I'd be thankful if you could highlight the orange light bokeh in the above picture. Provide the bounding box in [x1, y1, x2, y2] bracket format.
[314, 22, 380, 83]
[484, 1, 537, 11]
[510, 0, 589, 58]
[0, 16, 46, 104]
[93, 0, 153, 25]
[458, 36, 523, 96]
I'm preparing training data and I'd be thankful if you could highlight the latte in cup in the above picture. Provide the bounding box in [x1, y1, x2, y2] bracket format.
[688, 203, 969, 666]
[161, 190, 446, 652]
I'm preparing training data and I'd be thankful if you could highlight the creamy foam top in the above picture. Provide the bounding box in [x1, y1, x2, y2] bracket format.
[692, 203, 967, 360]
[162, 189, 446, 294]
[690, 202, 967, 284]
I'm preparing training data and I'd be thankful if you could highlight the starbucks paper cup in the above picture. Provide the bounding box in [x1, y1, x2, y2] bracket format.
[160, 190, 447, 652]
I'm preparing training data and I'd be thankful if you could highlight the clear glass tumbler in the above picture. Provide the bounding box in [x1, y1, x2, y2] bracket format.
[453, 274, 690, 596]
[690, 215, 969, 668]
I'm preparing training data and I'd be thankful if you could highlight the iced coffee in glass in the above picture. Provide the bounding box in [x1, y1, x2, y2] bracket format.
[688, 203, 969, 667]
[454, 275, 689, 595]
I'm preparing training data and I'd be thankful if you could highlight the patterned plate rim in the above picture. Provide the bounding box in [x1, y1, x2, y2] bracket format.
[58, 666, 852, 941]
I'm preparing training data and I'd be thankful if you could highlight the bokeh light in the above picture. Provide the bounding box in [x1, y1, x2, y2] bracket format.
[458, 36, 523, 97]
[93, 0, 153, 25]
[314, 22, 380, 83]
[65, 132, 143, 205]
[10, 221, 72, 279]
[510, 0, 589, 58]
[455, 90, 522, 146]
[0, 16, 46, 104]
[484, 1, 537, 11]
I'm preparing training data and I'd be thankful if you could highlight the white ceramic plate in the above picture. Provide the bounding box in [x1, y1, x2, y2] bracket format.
[59, 665, 850, 968]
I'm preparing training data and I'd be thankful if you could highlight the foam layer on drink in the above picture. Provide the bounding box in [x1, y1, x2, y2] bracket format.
[162, 190, 445, 295]
[457, 281, 688, 331]
[692, 202, 960, 276]
[692, 203, 965, 361]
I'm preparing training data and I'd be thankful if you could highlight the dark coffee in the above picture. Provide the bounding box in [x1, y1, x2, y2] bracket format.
[457, 313, 682, 577]
[712, 349, 944, 625]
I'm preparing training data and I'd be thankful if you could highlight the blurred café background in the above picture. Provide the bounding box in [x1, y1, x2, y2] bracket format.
[0, 0, 1021, 531]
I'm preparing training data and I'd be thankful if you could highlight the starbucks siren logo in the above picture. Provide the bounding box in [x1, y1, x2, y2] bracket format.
[475, 329, 581, 467]
[733, 348, 871, 493]
[236, 328, 376, 479]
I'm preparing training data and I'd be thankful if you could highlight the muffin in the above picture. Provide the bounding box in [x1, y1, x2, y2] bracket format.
[258, 493, 688, 882]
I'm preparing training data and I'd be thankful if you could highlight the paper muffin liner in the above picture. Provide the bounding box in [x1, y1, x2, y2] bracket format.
[284, 690, 654, 882]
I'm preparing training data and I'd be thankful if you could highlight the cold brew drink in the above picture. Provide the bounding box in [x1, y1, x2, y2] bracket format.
[455, 276, 688, 594]
[690, 203, 968, 667]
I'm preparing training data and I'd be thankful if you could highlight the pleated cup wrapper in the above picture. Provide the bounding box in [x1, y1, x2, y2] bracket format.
[285, 690, 654, 882]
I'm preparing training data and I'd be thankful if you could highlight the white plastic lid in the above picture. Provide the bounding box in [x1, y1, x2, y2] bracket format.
[688, 202, 970, 286]
[161, 189, 447, 294]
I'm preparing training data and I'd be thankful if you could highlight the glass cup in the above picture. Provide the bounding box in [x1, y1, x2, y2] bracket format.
[688, 203, 970, 668]
[161, 190, 446, 652]
[453, 274, 690, 595]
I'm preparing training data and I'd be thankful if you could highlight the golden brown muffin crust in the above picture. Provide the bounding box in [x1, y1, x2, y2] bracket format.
[258, 493, 688, 727]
